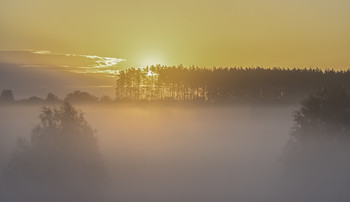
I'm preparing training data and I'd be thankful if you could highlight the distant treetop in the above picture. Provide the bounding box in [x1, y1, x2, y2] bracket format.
[0, 90, 14, 103]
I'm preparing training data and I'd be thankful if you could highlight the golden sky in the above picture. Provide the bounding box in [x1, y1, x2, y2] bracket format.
[1, 0, 350, 69]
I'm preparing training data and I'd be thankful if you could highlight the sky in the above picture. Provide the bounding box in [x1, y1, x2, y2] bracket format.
[0, 50, 120, 98]
[1, 0, 350, 98]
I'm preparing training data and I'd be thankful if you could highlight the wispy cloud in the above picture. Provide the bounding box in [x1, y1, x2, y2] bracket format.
[32, 50, 52, 55]
[0, 49, 126, 76]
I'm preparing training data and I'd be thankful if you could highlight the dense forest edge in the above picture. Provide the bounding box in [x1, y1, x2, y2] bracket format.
[2, 66, 350, 105]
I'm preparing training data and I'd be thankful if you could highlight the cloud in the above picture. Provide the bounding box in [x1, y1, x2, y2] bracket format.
[32, 50, 52, 55]
[0, 50, 126, 77]
[0, 50, 126, 98]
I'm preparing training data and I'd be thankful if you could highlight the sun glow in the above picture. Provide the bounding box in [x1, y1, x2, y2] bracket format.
[141, 57, 164, 67]
[146, 70, 158, 77]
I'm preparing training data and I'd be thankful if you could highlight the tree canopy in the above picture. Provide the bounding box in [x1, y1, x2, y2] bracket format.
[0, 90, 14, 103]
[288, 86, 350, 149]
[284, 86, 350, 173]
[281, 87, 350, 202]
[3, 103, 108, 202]
[116, 66, 350, 103]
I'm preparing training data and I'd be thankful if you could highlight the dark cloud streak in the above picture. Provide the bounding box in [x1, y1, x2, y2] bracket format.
[0, 50, 124, 99]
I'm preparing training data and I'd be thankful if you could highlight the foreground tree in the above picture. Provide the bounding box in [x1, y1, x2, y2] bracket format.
[285, 86, 350, 157]
[3, 103, 108, 202]
[282, 86, 350, 201]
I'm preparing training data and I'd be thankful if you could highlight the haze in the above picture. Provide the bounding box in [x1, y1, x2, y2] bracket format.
[1, 104, 296, 201]
[1, 0, 350, 201]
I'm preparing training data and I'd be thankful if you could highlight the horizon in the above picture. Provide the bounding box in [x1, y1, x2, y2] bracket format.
[2, 65, 350, 101]
[2, 51, 350, 99]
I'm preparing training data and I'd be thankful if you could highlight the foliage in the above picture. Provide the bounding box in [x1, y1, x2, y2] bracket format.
[64, 90, 99, 103]
[46, 92, 61, 103]
[116, 66, 350, 103]
[0, 90, 14, 103]
[283, 86, 350, 173]
[288, 86, 350, 149]
[3, 103, 107, 201]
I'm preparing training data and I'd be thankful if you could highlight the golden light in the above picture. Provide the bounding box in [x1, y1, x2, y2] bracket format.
[141, 57, 164, 67]
[146, 70, 158, 77]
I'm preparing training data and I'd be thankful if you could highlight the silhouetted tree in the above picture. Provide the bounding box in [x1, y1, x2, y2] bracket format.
[45, 92, 61, 103]
[116, 66, 350, 103]
[16, 96, 45, 105]
[282, 86, 350, 201]
[0, 90, 14, 103]
[285, 86, 350, 158]
[27, 96, 44, 104]
[100, 95, 113, 103]
[64, 90, 99, 103]
[3, 103, 108, 202]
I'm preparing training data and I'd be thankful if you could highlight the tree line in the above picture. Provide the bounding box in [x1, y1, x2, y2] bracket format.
[0, 90, 113, 105]
[3, 66, 350, 105]
[116, 65, 350, 103]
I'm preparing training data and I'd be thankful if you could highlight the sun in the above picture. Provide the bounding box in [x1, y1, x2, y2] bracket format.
[141, 57, 164, 67]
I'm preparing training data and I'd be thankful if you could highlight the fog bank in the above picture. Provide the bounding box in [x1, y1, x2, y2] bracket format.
[7, 103, 343, 201]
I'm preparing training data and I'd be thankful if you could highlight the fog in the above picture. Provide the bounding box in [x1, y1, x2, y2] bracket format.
[83, 104, 294, 201]
[1, 103, 349, 201]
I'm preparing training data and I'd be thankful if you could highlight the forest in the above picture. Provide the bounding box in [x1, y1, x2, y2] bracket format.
[116, 66, 350, 103]
[2, 66, 350, 105]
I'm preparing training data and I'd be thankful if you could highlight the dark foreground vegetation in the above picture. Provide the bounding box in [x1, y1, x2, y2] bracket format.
[2, 103, 109, 202]
[282, 86, 350, 201]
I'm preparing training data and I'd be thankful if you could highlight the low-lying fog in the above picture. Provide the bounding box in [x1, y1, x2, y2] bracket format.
[1, 103, 347, 202]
